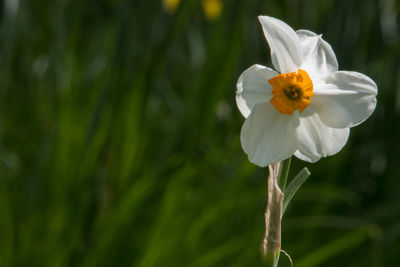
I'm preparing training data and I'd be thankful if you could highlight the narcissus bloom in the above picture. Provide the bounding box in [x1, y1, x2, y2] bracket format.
[236, 16, 377, 167]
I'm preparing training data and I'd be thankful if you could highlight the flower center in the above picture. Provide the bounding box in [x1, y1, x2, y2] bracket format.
[268, 69, 314, 115]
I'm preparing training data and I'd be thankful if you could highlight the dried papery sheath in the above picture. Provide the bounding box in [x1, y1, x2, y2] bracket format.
[261, 162, 284, 267]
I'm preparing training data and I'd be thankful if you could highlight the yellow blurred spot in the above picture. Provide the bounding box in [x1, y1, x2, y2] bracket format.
[162, 0, 180, 14]
[201, 0, 222, 20]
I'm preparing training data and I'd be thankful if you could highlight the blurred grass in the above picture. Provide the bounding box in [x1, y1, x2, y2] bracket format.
[0, 0, 399, 266]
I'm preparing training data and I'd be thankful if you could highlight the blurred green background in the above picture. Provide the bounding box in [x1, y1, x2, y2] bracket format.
[0, 0, 399, 266]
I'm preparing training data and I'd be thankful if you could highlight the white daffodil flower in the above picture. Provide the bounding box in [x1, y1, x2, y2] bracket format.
[236, 16, 377, 167]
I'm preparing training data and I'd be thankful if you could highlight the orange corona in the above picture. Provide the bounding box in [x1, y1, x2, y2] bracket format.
[268, 69, 314, 115]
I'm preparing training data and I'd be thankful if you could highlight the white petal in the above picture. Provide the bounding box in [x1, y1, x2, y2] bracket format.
[236, 64, 278, 118]
[296, 30, 338, 79]
[312, 71, 378, 128]
[294, 109, 350, 162]
[240, 102, 298, 167]
[258, 16, 302, 74]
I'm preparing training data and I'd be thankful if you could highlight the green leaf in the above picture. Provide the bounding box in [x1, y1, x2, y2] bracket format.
[282, 167, 311, 216]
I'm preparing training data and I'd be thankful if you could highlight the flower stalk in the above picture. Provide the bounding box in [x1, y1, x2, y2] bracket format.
[260, 160, 288, 267]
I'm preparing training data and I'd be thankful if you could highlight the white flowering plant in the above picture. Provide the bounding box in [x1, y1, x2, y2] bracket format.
[236, 16, 377, 267]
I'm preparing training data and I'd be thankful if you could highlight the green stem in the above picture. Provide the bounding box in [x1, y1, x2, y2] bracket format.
[279, 157, 292, 192]
[261, 250, 280, 267]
